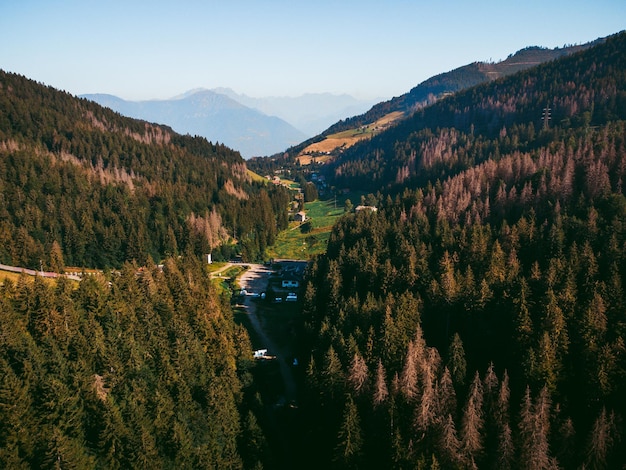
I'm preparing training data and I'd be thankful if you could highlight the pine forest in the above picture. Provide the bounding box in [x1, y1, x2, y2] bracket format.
[1, 30, 626, 470]
[297, 32, 626, 469]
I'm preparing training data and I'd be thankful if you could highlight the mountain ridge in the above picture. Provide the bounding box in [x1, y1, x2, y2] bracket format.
[327, 40, 604, 134]
[324, 32, 625, 193]
[269, 38, 606, 163]
[81, 89, 307, 158]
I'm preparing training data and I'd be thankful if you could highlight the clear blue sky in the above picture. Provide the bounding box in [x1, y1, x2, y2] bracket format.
[1, 0, 624, 100]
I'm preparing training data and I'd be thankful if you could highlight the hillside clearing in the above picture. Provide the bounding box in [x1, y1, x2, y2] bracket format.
[266, 194, 362, 260]
[297, 111, 404, 165]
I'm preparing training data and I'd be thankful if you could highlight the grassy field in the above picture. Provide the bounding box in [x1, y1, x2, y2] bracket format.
[279, 177, 299, 190]
[265, 222, 332, 260]
[297, 111, 404, 165]
[247, 169, 268, 183]
[209, 263, 249, 296]
[266, 196, 357, 260]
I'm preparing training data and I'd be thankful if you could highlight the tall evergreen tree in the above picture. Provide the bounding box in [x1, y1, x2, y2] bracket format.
[334, 394, 363, 469]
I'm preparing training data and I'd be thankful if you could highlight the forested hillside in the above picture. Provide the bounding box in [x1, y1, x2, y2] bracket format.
[270, 40, 599, 163]
[323, 41, 598, 137]
[0, 71, 289, 268]
[297, 32, 626, 468]
[0, 71, 280, 468]
[0, 257, 270, 468]
[327, 33, 623, 192]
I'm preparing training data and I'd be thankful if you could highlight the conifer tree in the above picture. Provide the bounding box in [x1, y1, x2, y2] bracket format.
[436, 367, 457, 422]
[348, 352, 369, 395]
[495, 420, 515, 470]
[585, 407, 616, 470]
[460, 371, 484, 467]
[0, 362, 35, 467]
[334, 394, 363, 469]
[438, 414, 462, 468]
[400, 342, 419, 401]
[322, 345, 345, 403]
[447, 333, 467, 386]
[241, 410, 270, 470]
[372, 359, 389, 407]
[415, 349, 438, 437]
[518, 386, 553, 470]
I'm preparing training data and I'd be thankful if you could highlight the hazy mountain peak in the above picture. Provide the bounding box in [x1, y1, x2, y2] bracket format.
[211, 87, 239, 97]
[170, 88, 210, 100]
[82, 91, 306, 158]
[211, 90, 378, 135]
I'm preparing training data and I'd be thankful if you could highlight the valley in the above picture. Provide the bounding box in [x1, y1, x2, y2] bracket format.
[1, 31, 626, 469]
[266, 197, 346, 259]
[233, 262, 306, 469]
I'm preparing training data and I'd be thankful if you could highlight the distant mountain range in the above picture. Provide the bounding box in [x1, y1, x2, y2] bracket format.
[81, 90, 307, 158]
[81, 90, 377, 159]
[82, 41, 602, 162]
[211, 88, 379, 136]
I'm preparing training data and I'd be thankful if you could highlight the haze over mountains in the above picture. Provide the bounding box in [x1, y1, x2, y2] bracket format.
[82, 89, 377, 159]
[83, 41, 599, 162]
[2, 28, 626, 469]
[81, 89, 307, 159]
[211, 88, 379, 136]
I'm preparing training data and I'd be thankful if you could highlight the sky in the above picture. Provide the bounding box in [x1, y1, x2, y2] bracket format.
[1, 0, 624, 101]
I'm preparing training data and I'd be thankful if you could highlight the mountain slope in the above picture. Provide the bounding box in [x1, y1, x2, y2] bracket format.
[297, 31, 626, 469]
[0, 72, 282, 469]
[272, 39, 603, 164]
[0, 70, 290, 268]
[326, 32, 624, 191]
[82, 90, 307, 158]
[328, 41, 600, 133]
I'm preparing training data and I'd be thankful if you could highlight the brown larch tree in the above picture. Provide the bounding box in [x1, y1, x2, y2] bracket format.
[348, 352, 369, 396]
[372, 359, 389, 407]
[460, 371, 484, 467]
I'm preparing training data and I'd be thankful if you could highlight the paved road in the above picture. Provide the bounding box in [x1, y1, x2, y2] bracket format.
[237, 264, 298, 403]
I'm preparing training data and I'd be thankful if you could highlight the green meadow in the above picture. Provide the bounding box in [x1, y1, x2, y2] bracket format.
[266, 194, 361, 260]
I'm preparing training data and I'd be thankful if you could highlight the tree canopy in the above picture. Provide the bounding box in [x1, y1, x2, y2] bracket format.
[297, 32, 626, 469]
[0, 70, 289, 267]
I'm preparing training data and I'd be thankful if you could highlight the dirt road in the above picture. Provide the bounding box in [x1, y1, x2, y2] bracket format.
[237, 264, 297, 403]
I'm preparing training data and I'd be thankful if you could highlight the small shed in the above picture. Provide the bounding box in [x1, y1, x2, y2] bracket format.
[294, 211, 307, 223]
